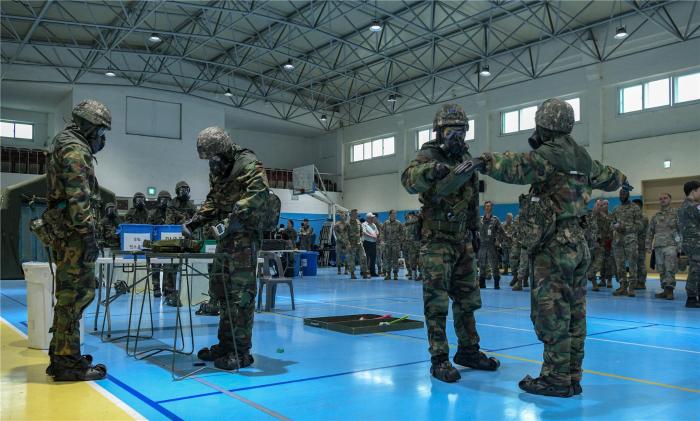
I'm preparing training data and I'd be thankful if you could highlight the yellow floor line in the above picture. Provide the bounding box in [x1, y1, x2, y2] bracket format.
[0, 319, 140, 421]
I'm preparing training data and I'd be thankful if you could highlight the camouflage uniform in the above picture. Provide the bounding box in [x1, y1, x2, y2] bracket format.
[403, 213, 421, 280]
[382, 218, 404, 279]
[284, 226, 298, 248]
[678, 196, 700, 304]
[189, 127, 270, 366]
[46, 99, 111, 380]
[500, 218, 515, 274]
[165, 183, 196, 225]
[148, 190, 171, 295]
[333, 217, 349, 274]
[147, 190, 171, 225]
[299, 223, 314, 250]
[611, 200, 643, 296]
[478, 214, 502, 287]
[479, 98, 625, 392]
[401, 105, 489, 370]
[636, 214, 649, 288]
[583, 213, 599, 290]
[589, 210, 616, 287]
[98, 204, 123, 249]
[125, 192, 149, 224]
[514, 221, 531, 290]
[345, 217, 368, 278]
[509, 217, 522, 282]
[646, 206, 679, 292]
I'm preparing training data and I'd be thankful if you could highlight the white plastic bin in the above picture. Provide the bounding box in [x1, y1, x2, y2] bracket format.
[22, 262, 84, 350]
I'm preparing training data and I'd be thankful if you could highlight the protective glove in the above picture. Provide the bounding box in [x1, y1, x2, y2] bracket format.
[433, 163, 451, 180]
[83, 234, 99, 262]
[182, 218, 202, 238]
[621, 180, 634, 192]
[454, 157, 485, 176]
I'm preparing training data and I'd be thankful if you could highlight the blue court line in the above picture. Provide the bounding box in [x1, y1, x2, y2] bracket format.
[106, 374, 184, 421]
[586, 315, 700, 330]
[1, 293, 27, 307]
[156, 359, 429, 405]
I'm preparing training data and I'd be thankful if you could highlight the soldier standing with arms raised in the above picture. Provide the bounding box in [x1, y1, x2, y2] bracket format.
[402, 104, 500, 383]
[45, 100, 112, 381]
[462, 98, 627, 396]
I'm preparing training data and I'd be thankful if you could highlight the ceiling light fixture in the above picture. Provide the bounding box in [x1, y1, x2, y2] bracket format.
[148, 33, 162, 43]
[282, 59, 295, 70]
[614, 25, 628, 40]
[663, 160, 671, 168]
[479, 64, 491, 77]
[320, 114, 327, 122]
[105, 71, 116, 77]
[369, 21, 382, 32]
[224, 88, 233, 97]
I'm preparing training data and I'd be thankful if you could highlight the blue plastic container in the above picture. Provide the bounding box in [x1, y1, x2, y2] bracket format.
[292, 253, 301, 277]
[301, 252, 318, 276]
[118, 224, 153, 252]
[152, 225, 183, 241]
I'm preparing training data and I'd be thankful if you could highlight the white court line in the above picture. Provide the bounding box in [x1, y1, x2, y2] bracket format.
[0, 316, 145, 421]
[284, 296, 700, 354]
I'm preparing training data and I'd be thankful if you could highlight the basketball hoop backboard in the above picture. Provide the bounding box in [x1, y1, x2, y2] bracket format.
[292, 164, 316, 196]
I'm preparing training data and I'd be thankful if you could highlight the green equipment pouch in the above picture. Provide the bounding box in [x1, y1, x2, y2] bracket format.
[519, 193, 556, 254]
[142, 239, 203, 253]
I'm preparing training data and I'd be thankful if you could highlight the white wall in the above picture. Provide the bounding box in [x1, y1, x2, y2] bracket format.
[328, 39, 700, 210]
[227, 128, 317, 170]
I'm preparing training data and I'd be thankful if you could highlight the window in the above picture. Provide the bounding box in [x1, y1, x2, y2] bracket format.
[416, 120, 475, 150]
[350, 136, 395, 162]
[0, 121, 33, 140]
[674, 72, 700, 104]
[620, 72, 700, 113]
[566, 97, 581, 121]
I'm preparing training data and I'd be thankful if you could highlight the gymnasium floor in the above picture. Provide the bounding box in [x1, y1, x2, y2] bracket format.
[1, 269, 699, 421]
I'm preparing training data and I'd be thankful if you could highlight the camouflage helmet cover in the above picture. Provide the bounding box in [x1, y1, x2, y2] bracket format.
[535, 98, 575, 134]
[433, 103, 469, 131]
[157, 190, 172, 199]
[175, 181, 189, 190]
[133, 192, 146, 199]
[196, 126, 232, 159]
[72, 99, 112, 130]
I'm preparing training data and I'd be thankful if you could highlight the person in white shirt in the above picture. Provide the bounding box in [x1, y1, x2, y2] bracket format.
[362, 213, 380, 276]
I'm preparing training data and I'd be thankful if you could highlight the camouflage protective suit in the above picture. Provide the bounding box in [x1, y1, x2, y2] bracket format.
[190, 130, 270, 360]
[478, 214, 502, 285]
[636, 214, 649, 288]
[403, 214, 421, 279]
[402, 139, 485, 364]
[678, 197, 700, 302]
[164, 188, 196, 297]
[345, 218, 368, 278]
[510, 217, 522, 280]
[333, 218, 349, 274]
[299, 224, 314, 250]
[501, 220, 515, 274]
[166, 196, 196, 225]
[382, 219, 404, 279]
[589, 210, 616, 286]
[125, 198, 149, 224]
[611, 201, 643, 295]
[98, 211, 123, 249]
[480, 126, 625, 390]
[46, 124, 101, 365]
[646, 206, 679, 290]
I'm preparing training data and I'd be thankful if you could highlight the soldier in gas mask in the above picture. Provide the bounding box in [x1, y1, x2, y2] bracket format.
[45, 99, 111, 381]
[166, 181, 196, 225]
[459, 98, 628, 397]
[148, 190, 172, 297]
[99, 202, 123, 249]
[125, 192, 149, 224]
[402, 104, 500, 383]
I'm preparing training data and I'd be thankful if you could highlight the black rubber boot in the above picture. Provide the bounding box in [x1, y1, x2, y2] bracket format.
[51, 356, 107, 381]
[479, 277, 486, 289]
[572, 381, 583, 395]
[494, 277, 500, 290]
[430, 360, 461, 383]
[195, 300, 220, 316]
[153, 287, 162, 298]
[197, 344, 230, 361]
[509, 275, 518, 287]
[214, 352, 254, 370]
[686, 297, 700, 308]
[165, 291, 182, 307]
[114, 280, 128, 295]
[518, 375, 574, 398]
[453, 349, 500, 371]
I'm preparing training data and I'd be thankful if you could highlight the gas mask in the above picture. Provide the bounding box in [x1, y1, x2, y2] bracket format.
[106, 207, 117, 218]
[158, 197, 170, 209]
[89, 126, 107, 154]
[209, 155, 233, 177]
[176, 186, 190, 201]
[441, 126, 468, 157]
[528, 126, 558, 150]
[134, 197, 146, 209]
[528, 129, 543, 150]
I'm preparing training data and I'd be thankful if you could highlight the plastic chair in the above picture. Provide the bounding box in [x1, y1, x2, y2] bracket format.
[257, 251, 295, 311]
